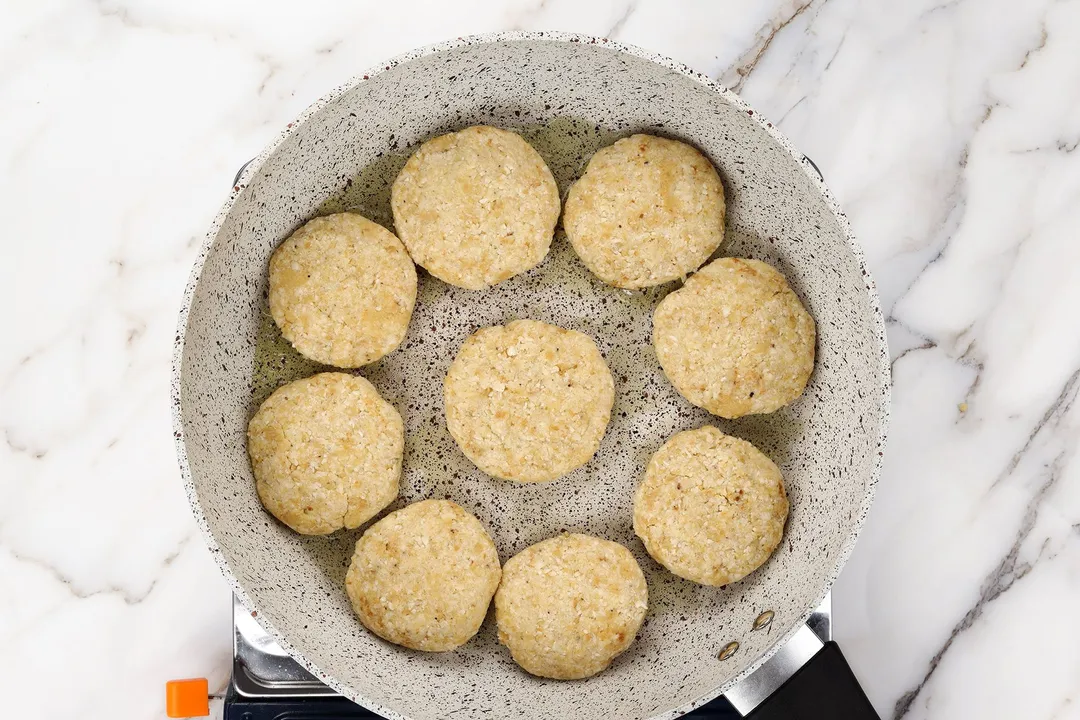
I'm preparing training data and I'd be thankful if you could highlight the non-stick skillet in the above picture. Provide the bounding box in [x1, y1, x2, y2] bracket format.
[173, 31, 890, 720]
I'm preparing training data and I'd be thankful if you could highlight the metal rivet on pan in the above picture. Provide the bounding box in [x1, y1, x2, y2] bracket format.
[718, 642, 739, 661]
[752, 610, 774, 632]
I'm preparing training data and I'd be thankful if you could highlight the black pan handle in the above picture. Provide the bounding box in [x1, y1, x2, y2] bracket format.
[746, 641, 879, 720]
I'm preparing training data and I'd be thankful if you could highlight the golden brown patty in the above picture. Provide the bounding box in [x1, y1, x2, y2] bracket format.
[495, 534, 648, 679]
[346, 499, 501, 652]
[444, 319, 614, 483]
[247, 372, 402, 535]
[391, 126, 560, 289]
[653, 257, 815, 418]
[634, 426, 788, 586]
[268, 213, 416, 369]
[564, 134, 726, 288]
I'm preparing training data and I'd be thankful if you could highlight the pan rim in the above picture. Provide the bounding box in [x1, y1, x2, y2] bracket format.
[170, 29, 891, 720]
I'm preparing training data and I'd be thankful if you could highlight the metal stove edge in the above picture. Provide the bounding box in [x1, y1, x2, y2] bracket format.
[231, 594, 832, 700]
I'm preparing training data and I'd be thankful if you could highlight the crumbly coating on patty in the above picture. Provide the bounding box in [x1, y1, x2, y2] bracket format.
[564, 134, 726, 288]
[247, 372, 402, 535]
[653, 257, 815, 418]
[269, 213, 416, 368]
[444, 319, 614, 483]
[391, 126, 560, 290]
[495, 533, 648, 679]
[634, 426, 788, 586]
[346, 499, 501, 652]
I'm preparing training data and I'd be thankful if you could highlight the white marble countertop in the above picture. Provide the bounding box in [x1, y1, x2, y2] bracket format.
[3, 1, 1079, 718]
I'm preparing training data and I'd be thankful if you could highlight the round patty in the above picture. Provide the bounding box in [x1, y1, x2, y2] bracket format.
[346, 499, 501, 652]
[391, 126, 560, 290]
[653, 257, 816, 418]
[564, 134, 726, 288]
[495, 534, 648, 679]
[444, 319, 615, 483]
[634, 426, 788, 586]
[247, 372, 402, 535]
[268, 213, 417, 368]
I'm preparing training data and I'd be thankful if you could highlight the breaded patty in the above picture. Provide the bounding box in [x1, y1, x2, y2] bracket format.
[444, 320, 614, 483]
[269, 213, 416, 368]
[391, 126, 559, 289]
[247, 372, 402, 535]
[653, 258, 815, 418]
[346, 499, 501, 652]
[634, 426, 788, 586]
[564, 134, 725, 288]
[495, 534, 647, 679]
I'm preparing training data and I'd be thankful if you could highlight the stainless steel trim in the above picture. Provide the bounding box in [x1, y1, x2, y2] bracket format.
[807, 593, 831, 642]
[231, 596, 337, 697]
[725, 626, 825, 716]
[722, 594, 831, 715]
[724, 624, 825, 715]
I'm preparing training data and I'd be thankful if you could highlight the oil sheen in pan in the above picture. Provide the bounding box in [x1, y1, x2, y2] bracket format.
[247, 115, 804, 660]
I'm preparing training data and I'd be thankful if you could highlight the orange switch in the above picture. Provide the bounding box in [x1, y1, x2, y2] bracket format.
[166, 678, 210, 718]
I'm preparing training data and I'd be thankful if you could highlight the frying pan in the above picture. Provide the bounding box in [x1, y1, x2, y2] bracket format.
[172, 31, 889, 720]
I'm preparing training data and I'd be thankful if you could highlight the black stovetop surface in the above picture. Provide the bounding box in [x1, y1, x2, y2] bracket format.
[224, 688, 740, 719]
[227, 595, 832, 720]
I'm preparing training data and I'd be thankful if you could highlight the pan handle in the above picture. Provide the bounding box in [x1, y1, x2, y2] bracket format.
[746, 640, 878, 719]
[725, 625, 879, 719]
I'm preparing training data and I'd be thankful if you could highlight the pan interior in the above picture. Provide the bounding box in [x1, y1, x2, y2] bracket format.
[179, 37, 886, 720]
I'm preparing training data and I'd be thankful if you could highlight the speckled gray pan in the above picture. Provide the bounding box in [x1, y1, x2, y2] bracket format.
[172, 31, 889, 720]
